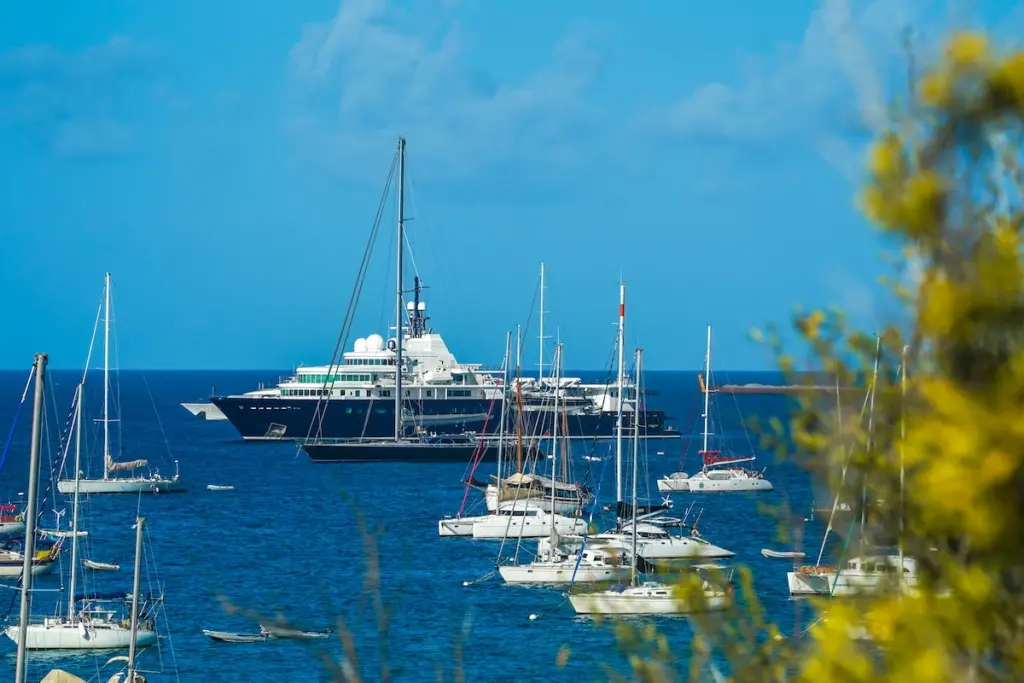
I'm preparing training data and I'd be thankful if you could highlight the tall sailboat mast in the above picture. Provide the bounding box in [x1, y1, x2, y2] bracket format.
[394, 137, 406, 442]
[103, 272, 111, 479]
[538, 262, 547, 382]
[630, 348, 642, 588]
[551, 345, 562, 530]
[14, 353, 47, 683]
[126, 515, 145, 682]
[496, 331, 511, 500]
[701, 325, 712, 469]
[68, 383, 83, 620]
[616, 284, 625, 509]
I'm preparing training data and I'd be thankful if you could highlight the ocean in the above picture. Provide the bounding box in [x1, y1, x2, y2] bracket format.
[0, 368, 824, 682]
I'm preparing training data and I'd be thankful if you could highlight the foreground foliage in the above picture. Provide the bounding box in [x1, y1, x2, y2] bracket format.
[660, 31, 1024, 683]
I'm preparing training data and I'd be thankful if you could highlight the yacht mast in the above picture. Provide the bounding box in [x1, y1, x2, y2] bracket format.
[538, 262, 547, 382]
[862, 335, 881, 553]
[515, 325, 522, 373]
[14, 353, 47, 683]
[68, 383, 83, 620]
[126, 515, 145, 682]
[394, 137, 406, 442]
[630, 348, 642, 588]
[701, 325, 712, 470]
[496, 331, 511, 499]
[616, 284, 625, 509]
[899, 344, 908, 587]
[550, 344, 562, 542]
[103, 272, 111, 479]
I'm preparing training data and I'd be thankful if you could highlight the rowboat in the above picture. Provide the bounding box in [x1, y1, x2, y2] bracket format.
[202, 629, 267, 643]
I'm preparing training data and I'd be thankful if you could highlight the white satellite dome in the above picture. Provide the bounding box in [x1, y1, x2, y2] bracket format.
[365, 334, 385, 351]
[354, 337, 368, 353]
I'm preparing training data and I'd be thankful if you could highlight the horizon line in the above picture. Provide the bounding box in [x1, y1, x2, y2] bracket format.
[0, 366, 791, 373]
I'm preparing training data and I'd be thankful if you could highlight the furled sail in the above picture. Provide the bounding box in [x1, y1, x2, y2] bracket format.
[105, 455, 148, 473]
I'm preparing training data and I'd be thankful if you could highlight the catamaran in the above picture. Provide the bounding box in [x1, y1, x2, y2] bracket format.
[569, 349, 733, 615]
[658, 325, 773, 493]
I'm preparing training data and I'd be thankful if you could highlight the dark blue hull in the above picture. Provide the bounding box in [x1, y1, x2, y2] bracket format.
[209, 396, 679, 441]
[303, 440, 541, 463]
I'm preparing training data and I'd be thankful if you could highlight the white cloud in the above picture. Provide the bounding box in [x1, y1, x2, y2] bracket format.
[659, 0, 945, 178]
[286, 0, 604, 181]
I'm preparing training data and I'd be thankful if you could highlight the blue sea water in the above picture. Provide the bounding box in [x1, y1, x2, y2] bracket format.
[0, 368, 825, 682]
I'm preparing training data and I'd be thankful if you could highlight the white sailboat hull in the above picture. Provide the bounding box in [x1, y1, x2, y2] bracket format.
[57, 478, 185, 494]
[499, 563, 630, 584]
[787, 569, 918, 597]
[589, 533, 734, 561]
[471, 515, 587, 540]
[484, 486, 586, 515]
[659, 471, 773, 493]
[569, 586, 730, 615]
[0, 560, 57, 578]
[655, 475, 690, 493]
[4, 621, 157, 650]
[437, 516, 483, 537]
[0, 521, 26, 535]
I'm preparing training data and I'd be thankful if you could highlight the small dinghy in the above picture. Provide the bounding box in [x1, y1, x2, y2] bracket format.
[83, 559, 120, 571]
[203, 629, 267, 643]
[260, 624, 333, 640]
[761, 549, 806, 559]
[207, 485, 235, 492]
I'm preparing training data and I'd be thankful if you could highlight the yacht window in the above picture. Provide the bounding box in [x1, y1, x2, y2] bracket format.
[426, 390, 433, 398]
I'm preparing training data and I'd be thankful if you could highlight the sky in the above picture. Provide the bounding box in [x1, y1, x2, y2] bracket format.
[0, 0, 1020, 372]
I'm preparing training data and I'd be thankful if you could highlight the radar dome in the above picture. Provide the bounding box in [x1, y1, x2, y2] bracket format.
[417, 302, 426, 311]
[406, 301, 415, 310]
[354, 338, 367, 353]
[366, 334, 385, 351]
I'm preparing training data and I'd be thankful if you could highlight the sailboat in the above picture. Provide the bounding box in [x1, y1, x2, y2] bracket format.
[56, 273, 184, 495]
[585, 300, 734, 562]
[497, 345, 630, 584]
[787, 342, 918, 597]
[569, 349, 733, 615]
[658, 325, 773, 493]
[0, 361, 62, 579]
[5, 383, 161, 649]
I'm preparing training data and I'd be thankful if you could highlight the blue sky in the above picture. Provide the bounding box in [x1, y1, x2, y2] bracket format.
[0, 0, 1019, 371]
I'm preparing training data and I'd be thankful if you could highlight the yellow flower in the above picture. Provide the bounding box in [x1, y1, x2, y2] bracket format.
[920, 69, 952, 107]
[867, 133, 904, 178]
[946, 32, 989, 68]
[910, 646, 949, 681]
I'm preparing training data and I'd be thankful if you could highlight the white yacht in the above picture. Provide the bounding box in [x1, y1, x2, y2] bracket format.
[498, 539, 630, 585]
[787, 554, 918, 597]
[658, 325, 773, 494]
[470, 501, 588, 540]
